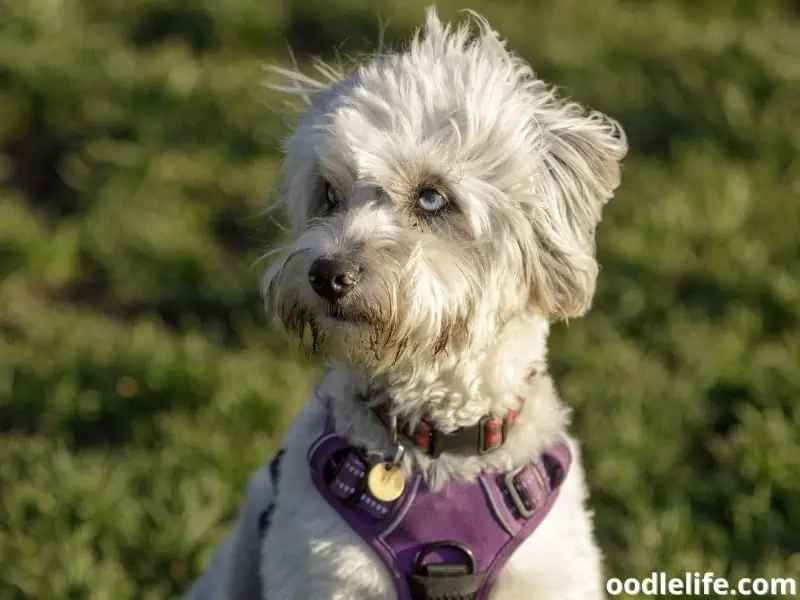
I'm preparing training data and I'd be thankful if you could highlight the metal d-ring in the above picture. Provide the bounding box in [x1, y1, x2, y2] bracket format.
[414, 541, 477, 575]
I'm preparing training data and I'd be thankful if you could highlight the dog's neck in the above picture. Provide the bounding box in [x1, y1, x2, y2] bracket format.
[318, 312, 571, 487]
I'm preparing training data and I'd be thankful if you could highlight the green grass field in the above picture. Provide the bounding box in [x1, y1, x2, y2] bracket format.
[0, 0, 797, 598]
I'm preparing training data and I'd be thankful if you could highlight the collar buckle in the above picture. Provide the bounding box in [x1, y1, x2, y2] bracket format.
[428, 429, 443, 458]
[478, 415, 509, 455]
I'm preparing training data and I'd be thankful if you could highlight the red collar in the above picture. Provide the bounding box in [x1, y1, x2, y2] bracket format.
[370, 400, 524, 458]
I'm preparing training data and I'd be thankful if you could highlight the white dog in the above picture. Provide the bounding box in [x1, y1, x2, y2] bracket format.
[186, 8, 627, 600]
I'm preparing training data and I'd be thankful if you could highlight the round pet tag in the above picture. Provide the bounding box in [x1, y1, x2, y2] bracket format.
[366, 462, 406, 502]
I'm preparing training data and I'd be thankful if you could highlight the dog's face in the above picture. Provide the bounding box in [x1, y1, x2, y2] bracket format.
[263, 10, 627, 374]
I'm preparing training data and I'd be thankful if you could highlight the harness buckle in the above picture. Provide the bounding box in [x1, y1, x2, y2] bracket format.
[504, 466, 538, 519]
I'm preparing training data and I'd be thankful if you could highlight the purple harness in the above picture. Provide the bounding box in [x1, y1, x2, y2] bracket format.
[298, 395, 572, 600]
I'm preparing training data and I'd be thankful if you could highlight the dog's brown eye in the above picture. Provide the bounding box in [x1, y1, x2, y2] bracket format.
[417, 188, 447, 214]
[323, 181, 339, 209]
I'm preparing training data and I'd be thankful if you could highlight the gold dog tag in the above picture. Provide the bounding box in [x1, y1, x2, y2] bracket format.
[366, 462, 406, 502]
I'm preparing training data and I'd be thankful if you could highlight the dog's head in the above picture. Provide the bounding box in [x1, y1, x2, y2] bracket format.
[263, 9, 627, 374]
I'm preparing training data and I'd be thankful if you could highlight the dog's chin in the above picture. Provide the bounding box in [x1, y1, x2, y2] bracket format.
[295, 303, 414, 374]
[320, 302, 371, 324]
[278, 290, 455, 374]
[314, 325, 392, 373]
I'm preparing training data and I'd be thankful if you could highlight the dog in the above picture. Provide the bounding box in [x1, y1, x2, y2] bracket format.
[186, 8, 627, 600]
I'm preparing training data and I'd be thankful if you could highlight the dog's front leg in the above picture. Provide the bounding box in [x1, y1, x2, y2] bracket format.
[186, 462, 277, 600]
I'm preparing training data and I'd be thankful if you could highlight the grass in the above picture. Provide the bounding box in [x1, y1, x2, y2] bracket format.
[0, 0, 798, 598]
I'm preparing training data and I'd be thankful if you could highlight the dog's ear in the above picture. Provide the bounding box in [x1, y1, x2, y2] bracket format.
[528, 103, 628, 320]
[264, 62, 347, 233]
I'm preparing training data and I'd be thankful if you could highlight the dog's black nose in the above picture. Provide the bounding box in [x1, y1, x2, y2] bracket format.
[308, 257, 360, 301]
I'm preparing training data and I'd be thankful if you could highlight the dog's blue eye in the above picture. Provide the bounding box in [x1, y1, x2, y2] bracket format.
[417, 189, 446, 213]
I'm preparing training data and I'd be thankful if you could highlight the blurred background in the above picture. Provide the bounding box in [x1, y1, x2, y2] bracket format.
[0, 0, 798, 598]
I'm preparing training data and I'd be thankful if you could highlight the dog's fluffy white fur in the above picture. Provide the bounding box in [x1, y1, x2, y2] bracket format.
[187, 8, 627, 600]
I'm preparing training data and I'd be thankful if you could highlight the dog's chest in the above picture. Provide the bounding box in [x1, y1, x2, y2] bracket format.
[260, 432, 396, 600]
[256, 397, 583, 600]
[257, 439, 574, 600]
